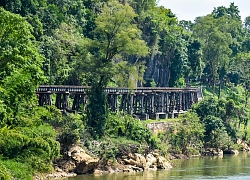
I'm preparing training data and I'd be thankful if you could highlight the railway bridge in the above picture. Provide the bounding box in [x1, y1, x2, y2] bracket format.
[36, 85, 203, 120]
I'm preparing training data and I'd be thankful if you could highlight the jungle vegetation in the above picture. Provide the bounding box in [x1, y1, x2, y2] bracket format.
[0, 0, 249, 179]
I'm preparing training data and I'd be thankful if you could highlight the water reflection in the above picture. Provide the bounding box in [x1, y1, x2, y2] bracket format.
[63, 152, 250, 180]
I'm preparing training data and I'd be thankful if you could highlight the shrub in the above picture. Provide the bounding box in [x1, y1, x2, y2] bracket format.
[162, 112, 204, 155]
[58, 113, 84, 145]
[0, 162, 11, 180]
[0, 126, 60, 172]
[0, 159, 33, 180]
[106, 113, 159, 149]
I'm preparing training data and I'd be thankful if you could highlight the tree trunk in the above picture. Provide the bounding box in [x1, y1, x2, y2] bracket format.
[218, 77, 223, 99]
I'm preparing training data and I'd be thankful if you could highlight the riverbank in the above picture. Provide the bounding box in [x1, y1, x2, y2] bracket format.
[55, 152, 250, 180]
[34, 119, 250, 180]
[34, 144, 173, 179]
[35, 148, 250, 180]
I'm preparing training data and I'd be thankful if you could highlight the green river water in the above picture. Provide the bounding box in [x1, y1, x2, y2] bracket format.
[61, 152, 250, 180]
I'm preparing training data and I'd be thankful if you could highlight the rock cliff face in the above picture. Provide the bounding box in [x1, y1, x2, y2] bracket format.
[143, 54, 171, 87]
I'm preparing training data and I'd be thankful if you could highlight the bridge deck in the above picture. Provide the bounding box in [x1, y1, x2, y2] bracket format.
[36, 85, 203, 120]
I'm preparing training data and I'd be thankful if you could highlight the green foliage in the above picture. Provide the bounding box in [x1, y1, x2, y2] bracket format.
[144, 78, 157, 87]
[0, 0, 249, 176]
[113, 61, 146, 88]
[106, 113, 159, 149]
[40, 23, 90, 85]
[162, 112, 204, 155]
[0, 158, 33, 180]
[0, 7, 44, 82]
[0, 126, 60, 162]
[229, 53, 250, 106]
[0, 99, 7, 127]
[94, 1, 149, 60]
[58, 113, 84, 145]
[85, 1, 149, 139]
[193, 97, 246, 148]
[155, 7, 188, 87]
[40, 105, 63, 127]
[0, 162, 12, 180]
[0, 7, 44, 128]
[175, 77, 186, 87]
[86, 84, 108, 139]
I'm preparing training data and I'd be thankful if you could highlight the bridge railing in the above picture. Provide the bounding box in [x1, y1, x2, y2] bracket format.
[37, 85, 198, 94]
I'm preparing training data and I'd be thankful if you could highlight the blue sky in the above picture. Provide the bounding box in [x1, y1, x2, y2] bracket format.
[158, 0, 250, 22]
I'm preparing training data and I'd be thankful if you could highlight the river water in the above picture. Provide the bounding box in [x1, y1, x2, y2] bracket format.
[62, 152, 250, 180]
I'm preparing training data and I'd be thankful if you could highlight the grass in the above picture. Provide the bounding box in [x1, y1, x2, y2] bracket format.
[110, 136, 140, 145]
[144, 118, 181, 124]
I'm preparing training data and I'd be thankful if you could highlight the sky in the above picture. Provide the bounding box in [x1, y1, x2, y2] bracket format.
[158, 0, 250, 22]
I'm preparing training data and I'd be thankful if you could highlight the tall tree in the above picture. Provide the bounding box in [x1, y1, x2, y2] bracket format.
[0, 7, 44, 123]
[230, 53, 250, 107]
[40, 23, 90, 85]
[86, 1, 149, 138]
[193, 15, 232, 97]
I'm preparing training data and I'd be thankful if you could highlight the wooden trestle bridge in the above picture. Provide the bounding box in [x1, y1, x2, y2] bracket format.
[36, 85, 203, 120]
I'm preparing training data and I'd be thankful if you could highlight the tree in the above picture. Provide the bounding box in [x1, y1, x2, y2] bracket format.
[166, 112, 204, 155]
[139, 6, 187, 87]
[193, 15, 232, 97]
[0, 8, 60, 176]
[40, 23, 90, 85]
[85, 1, 149, 138]
[186, 39, 203, 82]
[0, 7, 44, 121]
[230, 53, 250, 107]
[128, 0, 155, 15]
[159, 21, 188, 87]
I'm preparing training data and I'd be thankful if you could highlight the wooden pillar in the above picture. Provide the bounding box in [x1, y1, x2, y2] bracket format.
[38, 93, 52, 106]
[144, 93, 154, 114]
[165, 92, 169, 113]
[182, 92, 186, 111]
[170, 92, 176, 118]
[113, 94, 118, 113]
[72, 94, 80, 110]
[72, 93, 86, 111]
[107, 93, 119, 113]
[63, 93, 69, 109]
[133, 93, 144, 114]
[187, 92, 192, 109]
[120, 94, 127, 112]
[129, 94, 134, 115]
[55, 93, 62, 109]
[139, 94, 145, 114]
[176, 92, 181, 112]
[160, 93, 164, 112]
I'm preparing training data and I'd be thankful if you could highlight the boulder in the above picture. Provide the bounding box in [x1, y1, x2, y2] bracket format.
[146, 153, 157, 169]
[75, 158, 99, 174]
[134, 153, 147, 168]
[58, 145, 99, 174]
[156, 156, 172, 169]
[223, 148, 239, 155]
[202, 148, 223, 156]
[123, 153, 146, 169]
[237, 139, 250, 151]
[123, 158, 139, 166]
[123, 152, 172, 170]
[56, 159, 76, 172]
